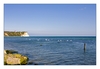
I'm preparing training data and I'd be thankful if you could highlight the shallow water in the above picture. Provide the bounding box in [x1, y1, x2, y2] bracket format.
[4, 36, 96, 65]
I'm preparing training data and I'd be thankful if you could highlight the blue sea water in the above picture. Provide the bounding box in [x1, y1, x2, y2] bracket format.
[4, 36, 96, 65]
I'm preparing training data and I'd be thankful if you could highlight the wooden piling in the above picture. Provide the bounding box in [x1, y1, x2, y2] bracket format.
[84, 43, 86, 50]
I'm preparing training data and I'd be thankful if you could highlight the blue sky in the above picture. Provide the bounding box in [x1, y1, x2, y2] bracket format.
[4, 4, 96, 36]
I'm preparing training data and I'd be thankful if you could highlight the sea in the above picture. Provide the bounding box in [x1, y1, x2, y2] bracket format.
[4, 36, 96, 65]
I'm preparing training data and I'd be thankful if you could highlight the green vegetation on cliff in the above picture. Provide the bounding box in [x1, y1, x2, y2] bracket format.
[4, 31, 28, 36]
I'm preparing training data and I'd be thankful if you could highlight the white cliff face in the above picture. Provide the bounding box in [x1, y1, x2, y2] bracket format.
[4, 33, 9, 36]
[21, 32, 29, 37]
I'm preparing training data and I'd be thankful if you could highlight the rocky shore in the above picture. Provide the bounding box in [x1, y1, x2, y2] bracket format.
[4, 50, 29, 65]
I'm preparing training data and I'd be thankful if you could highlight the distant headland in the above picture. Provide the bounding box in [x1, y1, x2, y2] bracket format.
[4, 31, 29, 37]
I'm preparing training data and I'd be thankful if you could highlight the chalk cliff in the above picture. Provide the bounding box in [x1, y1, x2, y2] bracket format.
[4, 31, 29, 37]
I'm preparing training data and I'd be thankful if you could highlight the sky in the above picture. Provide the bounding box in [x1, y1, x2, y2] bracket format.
[4, 4, 96, 36]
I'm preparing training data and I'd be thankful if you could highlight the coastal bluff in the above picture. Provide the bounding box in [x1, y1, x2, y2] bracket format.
[4, 31, 29, 36]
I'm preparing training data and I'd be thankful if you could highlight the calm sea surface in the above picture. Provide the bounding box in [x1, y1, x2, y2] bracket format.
[4, 36, 96, 65]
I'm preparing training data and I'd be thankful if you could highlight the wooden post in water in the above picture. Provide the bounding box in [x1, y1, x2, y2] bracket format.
[84, 43, 86, 51]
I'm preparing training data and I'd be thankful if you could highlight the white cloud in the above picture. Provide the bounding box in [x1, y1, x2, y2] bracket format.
[80, 7, 86, 10]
